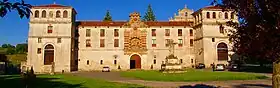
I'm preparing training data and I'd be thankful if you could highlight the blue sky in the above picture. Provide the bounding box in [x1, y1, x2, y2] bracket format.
[0, 0, 211, 45]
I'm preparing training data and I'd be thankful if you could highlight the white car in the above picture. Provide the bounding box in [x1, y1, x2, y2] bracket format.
[215, 64, 225, 71]
[102, 66, 110, 72]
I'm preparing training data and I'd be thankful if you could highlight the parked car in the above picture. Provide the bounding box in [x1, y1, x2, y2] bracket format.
[228, 64, 239, 71]
[196, 63, 205, 69]
[102, 66, 110, 72]
[215, 64, 225, 71]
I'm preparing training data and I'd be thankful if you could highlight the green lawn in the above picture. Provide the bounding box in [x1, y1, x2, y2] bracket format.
[0, 74, 147, 88]
[120, 69, 268, 82]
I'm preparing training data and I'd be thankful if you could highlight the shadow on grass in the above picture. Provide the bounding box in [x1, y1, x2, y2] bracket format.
[179, 84, 219, 88]
[233, 84, 272, 88]
[179, 84, 272, 88]
[0, 75, 85, 88]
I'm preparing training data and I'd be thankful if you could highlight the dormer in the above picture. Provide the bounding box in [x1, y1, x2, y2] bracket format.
[30, 4, 77, 23]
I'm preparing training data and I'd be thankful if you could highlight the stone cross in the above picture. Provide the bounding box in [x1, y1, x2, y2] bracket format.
[167, 39, 177, 55]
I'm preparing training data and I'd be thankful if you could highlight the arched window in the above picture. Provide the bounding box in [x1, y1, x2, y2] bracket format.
[63, 10, 68, 18]
[206, 12, 210, 18]
[44, 44, 54, 65]
[231, 12, 235, 19]
[217, 43, 228, 61]
[212, 12, 216, 18]
[185, 12, 188, 17]
[56, 11, 61, 18]
[34, 10, 39, 18]
[42, 10, 46, 18]
[49, 11, 53, 18]
[219, 12, 222, 18]
[225, 12, 228, 19]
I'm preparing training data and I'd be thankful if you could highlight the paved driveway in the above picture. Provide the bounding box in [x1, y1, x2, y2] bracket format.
[72, 71, 272, 88]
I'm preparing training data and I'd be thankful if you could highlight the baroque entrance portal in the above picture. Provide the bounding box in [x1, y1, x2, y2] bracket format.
[130, 54, 141, 69]
[123, 12, 148, 55]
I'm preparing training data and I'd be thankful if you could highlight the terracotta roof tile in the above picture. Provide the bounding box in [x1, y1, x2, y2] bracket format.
[77, 21, 193, 27]
[32, 4, 71, 8]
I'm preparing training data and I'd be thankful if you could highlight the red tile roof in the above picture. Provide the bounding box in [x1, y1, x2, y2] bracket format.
[32, 4, 71, 8]
[77, 21, 193, 27]
[201, 6, 223, 10]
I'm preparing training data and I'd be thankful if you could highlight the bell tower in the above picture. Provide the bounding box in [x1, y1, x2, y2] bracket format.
[27, 4, 77, 73]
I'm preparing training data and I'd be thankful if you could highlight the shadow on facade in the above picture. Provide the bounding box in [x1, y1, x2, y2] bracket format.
[0, 75, 84, 88]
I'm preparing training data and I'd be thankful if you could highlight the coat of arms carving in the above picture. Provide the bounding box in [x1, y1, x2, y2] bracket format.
[123, 12, 148, 55]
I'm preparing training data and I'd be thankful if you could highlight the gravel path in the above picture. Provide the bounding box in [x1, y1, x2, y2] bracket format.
[72, 71, 272, 88]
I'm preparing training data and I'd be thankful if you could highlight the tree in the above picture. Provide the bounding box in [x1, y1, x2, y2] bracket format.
[142, 4, 156, 21]
[103, 10, 112, 21]
[0, 0, 31, 18]
[15, 43, 27, 54]
[218, 0, 280, 87]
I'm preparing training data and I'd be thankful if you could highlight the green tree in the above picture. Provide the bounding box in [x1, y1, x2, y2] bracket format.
[142, 4, 156, 21]
[103, 10, 112, 21]
[15, 43, 27, 54]
[218, 0, 280, 87]
[0, 0, 31, 18]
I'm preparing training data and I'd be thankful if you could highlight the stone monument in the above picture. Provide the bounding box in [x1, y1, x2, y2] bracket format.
[161, 39, 184, 73]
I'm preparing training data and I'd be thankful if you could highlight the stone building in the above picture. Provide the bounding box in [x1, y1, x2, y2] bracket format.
[26, 4, 238, 73]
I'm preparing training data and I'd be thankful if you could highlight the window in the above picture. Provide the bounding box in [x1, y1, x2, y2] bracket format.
[63, 10, 68, 18]
[152, 29, 156, 36]
[49, 11, 53, 18]
[153, 59, 156, 64]
[34, 10, 39, 18]
[206, 12, 210, 18]
[114, 39, 119, 47]
[56, 11, 61, 18]
[86, 39, 91, 47]
[185, 12, 188, 17]
[178, 39, 183, 47]
[152, 39, 156, 47]
[217, 43, 228, 61]
[165, 39, 170, 47]
[165, 29, 170, 36]
[100, 39, 105, 47]
[86, 29, 91, 37]
[47, 25, 53, 33]
[100, 29, 105, 37]
[212, 12, 216, 18]
[38, 38, 42, 43]
[219, 25, 225, 33]
[57, 38, 61, 43]
[100, 60, 103, 65]
[87, 60, 89, 65]
[42, 10, 46, 18]
[114, 60, 117, 65]
[212, 38, 215, 42]
[178, 29, 182, 36]
[191, 59, 194, 63]
[219, 12, 222, 18]
[114, 29, 119, 37]
[190, 39, 194, 47]
[231, 12, 235, 19]
[37, 48, 41, 54]
[190, 29, 193, 36]
[225, 12, 228, 19]
[180, 59, 183, 63]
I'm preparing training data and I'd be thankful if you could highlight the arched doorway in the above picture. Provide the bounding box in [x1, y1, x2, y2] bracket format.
[217, 43, 228, 61]
[130, 54, 141, 69]
[44, 44, 54, 65]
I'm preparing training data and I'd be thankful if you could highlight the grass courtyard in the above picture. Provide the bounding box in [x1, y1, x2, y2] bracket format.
[0, 74, 146, 88]
[120, 69, 268, 82]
